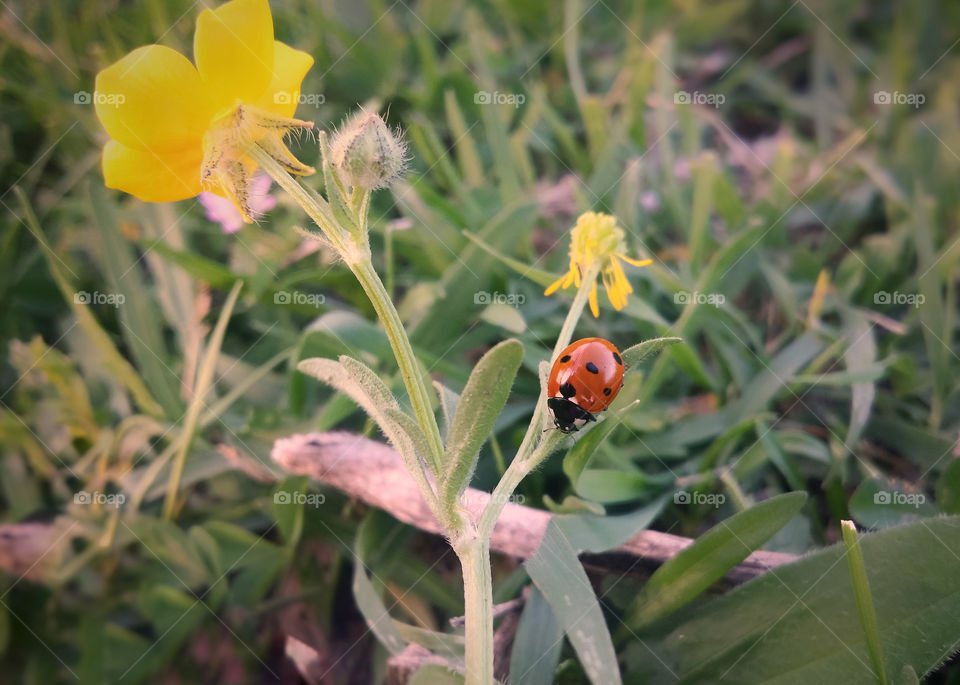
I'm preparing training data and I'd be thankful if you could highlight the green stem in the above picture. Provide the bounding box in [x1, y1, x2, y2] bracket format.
[458, 535, 494, 685]
[350, 258, 445, 473]
[478, 263, 600, 537]
[479, 431, 564, 538]
[552, 262, 601, 363]
[251, 144, 445, 474]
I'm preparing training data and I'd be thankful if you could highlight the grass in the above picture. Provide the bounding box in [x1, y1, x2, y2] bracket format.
[1, 0, 959, 683]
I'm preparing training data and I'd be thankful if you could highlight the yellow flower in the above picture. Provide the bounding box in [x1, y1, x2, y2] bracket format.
[544, 212, 652, 317]
[94, 0, 314, 220]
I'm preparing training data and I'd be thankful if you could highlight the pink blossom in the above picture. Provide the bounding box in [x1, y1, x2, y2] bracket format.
[199, 174, 277, 234]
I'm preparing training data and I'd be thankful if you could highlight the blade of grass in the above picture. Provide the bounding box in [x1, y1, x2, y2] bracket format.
[162, 280, 243, 520]
[16, 187, 163, 417]
[841, 520, 889, 685]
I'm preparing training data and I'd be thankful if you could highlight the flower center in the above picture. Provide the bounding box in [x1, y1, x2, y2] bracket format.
[200, 104, 314, 221]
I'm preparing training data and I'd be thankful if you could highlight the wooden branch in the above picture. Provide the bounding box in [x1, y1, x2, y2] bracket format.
[0, 522, 63, 582]
[271, 432, 797, 585]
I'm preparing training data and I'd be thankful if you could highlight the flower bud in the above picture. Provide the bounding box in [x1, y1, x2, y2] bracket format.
[329, 110, 407, 190]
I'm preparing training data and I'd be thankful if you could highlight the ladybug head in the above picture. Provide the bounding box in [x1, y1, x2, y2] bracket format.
[547, 397, 596, 433]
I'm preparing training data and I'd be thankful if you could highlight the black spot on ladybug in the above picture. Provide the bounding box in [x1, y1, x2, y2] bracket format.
[603, 387, 611, 396]
[585, 362, 599, 374]
[613, 352, 622, 366]
[559, 382, 576, 398]
[560, 355, 571, 363]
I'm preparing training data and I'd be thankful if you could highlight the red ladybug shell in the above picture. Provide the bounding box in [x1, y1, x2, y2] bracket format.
[547, 338, 624, 414]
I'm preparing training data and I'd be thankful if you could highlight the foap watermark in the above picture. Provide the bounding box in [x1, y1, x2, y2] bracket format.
[474, 291, 526, 307]
[274, 490, 326, 507]
[74, 490, 125, 508]
[274, 91, 325, 108]
[462, 491, 526, 508]
[474, 91, 525, 108]
[874, 490, 926, 508]
[75, 291, 125, 308]
[674, 490, 725, 508]
[874, 90, 924, 108]
[675, 290, 725, 306]
[274, 290, 325, 307]
[674, 90, 725, 108]
[74, 90, 126, 108]
[874, 290, 924, 308]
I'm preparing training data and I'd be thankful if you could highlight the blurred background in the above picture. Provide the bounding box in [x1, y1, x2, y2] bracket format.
[1, 0, 959, 682]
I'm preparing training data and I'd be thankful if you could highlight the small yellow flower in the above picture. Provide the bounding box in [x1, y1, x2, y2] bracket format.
[94, 0, 314, 220]
[544, 212, 652, 317]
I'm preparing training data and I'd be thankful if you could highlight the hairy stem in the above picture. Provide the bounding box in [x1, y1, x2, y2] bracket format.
[251, 144, 445, 474]
[349, 258, 445, 473]
[458, 535, 494, 685]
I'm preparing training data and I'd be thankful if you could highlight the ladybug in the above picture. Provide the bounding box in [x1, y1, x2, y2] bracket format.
[547, 337, 625, 433]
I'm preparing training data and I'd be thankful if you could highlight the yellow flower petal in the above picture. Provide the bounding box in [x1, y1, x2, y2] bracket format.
[588, 284, 600, 317]
[102, 140, 203, 202]
[619, 254, 653, 267]
[95, 45, 212, 152]
[194, 0, 274, 114]
[544, 275, 566, 296]
[610, 259, 633, 295]
[254, 41, 315, 117]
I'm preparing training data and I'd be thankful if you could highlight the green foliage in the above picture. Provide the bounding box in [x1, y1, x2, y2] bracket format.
[625, 492, 807, 630]
[441, 339, 523, 510]
[2, 0, 960, 681]
[628, 517, 960, 683]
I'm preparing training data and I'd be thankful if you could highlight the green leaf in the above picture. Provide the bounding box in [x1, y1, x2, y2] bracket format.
[320, 136, 361, 236]
[510, 587, 563, 685]
[432, 380, 461, 442]
[201, 521, 285, 605]
[849, 479, 936, 528]
[163, 279, 243, 520]
[444, 90, 484, 186]
[133, 237, 239, 290]
[632, 517, 960, 684]
[525, 520, 621, 685]
[89, 182, 182, 417]
[688, 152, 717, 271]
[353, 514, 407, 655]
[625, 492, 807, 630]
[524, 499, 667, 685]
[479, 302, 526, 334]
[577, 470, 660, 504]
[935, 460, 960, 514]
[408, 665, 465, 685]
[842, 312, 877, 450]
[340, 354, 401, 412]
[620, 337, 683, 369]
[393, 621, 464, 661]
[17, 188, 163, 417]
[562, 416, 620, 497]
[462, 230, 559, 288]
[272, 476, 309, 547]
[298, 356, 437, 502]
[441, 339, 523, 508]
[553, 497, 668, 553]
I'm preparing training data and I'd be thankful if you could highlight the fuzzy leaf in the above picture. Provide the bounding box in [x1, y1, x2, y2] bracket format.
[432, 380, 461, 442]
[621, 337, 683, 369]
[298, 357, 435, 501]
[441, 340, 523, 510]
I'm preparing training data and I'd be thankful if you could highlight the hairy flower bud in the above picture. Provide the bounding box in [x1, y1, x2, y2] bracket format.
[329, 110, 407, 189]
